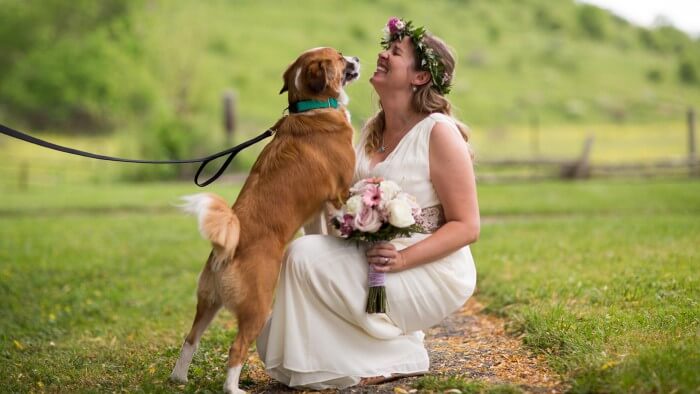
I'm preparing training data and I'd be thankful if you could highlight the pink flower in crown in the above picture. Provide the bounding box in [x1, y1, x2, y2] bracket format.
[387, 17, 405, 34]
[362, 183, 382, 207]
[354, 205, 382, 233]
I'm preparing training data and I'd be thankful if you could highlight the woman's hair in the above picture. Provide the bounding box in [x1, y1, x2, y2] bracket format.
[364, 33, 470, 154]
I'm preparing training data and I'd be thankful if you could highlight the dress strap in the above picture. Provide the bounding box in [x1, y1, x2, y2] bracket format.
[428, 113, 462, 136]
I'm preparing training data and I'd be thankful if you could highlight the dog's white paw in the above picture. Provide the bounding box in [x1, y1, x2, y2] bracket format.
[223, 387, 246, 394]
[169, 371, 188, 384]
[223, 365, 245, 394]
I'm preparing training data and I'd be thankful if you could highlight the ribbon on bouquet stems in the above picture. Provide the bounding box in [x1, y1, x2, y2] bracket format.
[366, 242, 388, 313]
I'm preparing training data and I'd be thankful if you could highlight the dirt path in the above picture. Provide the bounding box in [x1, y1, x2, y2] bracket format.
[243, 298, 566, 393]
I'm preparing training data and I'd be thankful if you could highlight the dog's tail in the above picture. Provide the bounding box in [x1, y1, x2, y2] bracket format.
[178, 193, 240, 270]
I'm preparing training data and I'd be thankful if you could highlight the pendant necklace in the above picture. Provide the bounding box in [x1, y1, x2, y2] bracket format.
[377, 133, 387, 153]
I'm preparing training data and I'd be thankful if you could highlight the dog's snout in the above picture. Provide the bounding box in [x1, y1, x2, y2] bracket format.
[344, 55, 360, 67]
[342, 55, 361, 84]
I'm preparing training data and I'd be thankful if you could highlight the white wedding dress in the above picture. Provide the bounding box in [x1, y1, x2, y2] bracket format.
[256, 113, 477, 390]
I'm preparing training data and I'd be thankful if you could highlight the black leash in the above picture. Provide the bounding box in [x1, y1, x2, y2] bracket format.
[0, 122, 275, 187]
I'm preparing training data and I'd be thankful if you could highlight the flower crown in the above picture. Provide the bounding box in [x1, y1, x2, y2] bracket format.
[380, 17, 451, 95]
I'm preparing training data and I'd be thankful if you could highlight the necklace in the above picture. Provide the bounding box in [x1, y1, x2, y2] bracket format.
[377, 116, 424, 153]
[377, 133, 387, 153]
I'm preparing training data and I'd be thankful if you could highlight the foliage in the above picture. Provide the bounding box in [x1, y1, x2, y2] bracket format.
[0, 0, 145, 131]
[120, 116, 218, 182]
[1, 0, 699, 135]
[678, 59, 698, 84]
[1, 0, 700, 180]
[576, 4, 608, 40]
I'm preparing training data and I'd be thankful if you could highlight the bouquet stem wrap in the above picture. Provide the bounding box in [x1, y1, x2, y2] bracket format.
[366, 253, 388, 313]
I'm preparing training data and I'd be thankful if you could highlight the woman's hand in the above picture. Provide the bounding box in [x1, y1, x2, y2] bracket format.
[366, 242, 408, 273]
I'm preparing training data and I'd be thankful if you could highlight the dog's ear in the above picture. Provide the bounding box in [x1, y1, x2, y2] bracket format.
[280, 62, 294, 94]
[306, 59, 333, 93]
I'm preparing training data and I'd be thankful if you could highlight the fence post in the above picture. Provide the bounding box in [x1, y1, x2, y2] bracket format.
[688, 107, 698, 177]
[223, 90, 236, 147]
[560, 135, 594, 179]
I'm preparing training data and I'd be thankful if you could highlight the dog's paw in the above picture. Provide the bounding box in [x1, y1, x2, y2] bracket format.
[169, 371, 188, 384]
[223, 365, 246, 393]
[223, 385, 246, 394]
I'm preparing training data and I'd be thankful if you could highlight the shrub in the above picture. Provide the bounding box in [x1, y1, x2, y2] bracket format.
[678, 60, 698, 84]
[647, 68, 663, 83]
[577, 4, 608, 40]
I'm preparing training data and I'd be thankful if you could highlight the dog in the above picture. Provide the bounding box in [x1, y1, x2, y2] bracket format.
[169, 47, 360, 393]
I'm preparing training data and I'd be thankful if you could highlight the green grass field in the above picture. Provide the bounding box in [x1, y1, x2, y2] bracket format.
[1, 179, 698, 393]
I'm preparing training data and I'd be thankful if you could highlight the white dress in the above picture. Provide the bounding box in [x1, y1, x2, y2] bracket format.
[256, 113, 477, 390]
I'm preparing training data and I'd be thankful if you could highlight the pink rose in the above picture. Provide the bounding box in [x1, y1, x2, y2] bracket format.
[387, 17, 404, 34]
[354, 206, 382, 233]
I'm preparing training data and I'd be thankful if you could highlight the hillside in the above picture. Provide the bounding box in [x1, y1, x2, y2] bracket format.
[0, 0, 699, 172]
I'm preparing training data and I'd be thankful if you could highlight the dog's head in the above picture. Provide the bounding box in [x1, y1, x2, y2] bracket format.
[279, 47, 360, 104]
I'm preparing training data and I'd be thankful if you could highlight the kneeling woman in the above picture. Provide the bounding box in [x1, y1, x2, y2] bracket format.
[257, 17, 479, 389]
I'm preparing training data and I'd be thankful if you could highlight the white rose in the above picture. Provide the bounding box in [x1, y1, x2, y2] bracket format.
[387, 199, 415, 228]
[395, 192, 421, 215]
[345, 195, 363, 215]
[349, 179, 368, 194]
[379, 180, 401, 201]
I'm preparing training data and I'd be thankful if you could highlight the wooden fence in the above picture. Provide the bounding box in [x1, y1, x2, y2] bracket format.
[477, 108, 699, 182]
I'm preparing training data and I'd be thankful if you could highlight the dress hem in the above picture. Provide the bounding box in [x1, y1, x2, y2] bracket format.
[264, 352, 430, 390]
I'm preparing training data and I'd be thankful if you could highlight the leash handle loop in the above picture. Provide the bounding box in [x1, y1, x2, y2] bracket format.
[194, 129, 274, 187]
[0, 122, 275, 187]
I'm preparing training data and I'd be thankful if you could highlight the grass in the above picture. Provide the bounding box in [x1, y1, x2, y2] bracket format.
[473, 180, 700, 393]
[1, 179, 698, 392]
[414, 375, 523, 393]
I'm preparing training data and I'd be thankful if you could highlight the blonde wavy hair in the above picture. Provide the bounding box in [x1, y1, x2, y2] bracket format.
[364, 33, 470, 155]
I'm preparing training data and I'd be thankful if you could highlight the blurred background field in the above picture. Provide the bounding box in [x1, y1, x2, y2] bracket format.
[1, 0, 699, 393]
[1, 0, 700, 185]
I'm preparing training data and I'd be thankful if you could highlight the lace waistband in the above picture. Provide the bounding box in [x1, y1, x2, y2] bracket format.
[416, 205, 445, 234]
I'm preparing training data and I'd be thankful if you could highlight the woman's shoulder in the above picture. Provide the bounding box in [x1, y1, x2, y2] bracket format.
[425, 113, 463, 137]
[427, 112, 454, 124]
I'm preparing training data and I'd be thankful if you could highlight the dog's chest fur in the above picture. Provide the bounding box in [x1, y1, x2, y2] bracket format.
[233, 110, 355, 247]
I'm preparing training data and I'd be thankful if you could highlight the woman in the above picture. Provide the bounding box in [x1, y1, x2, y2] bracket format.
[256, 17, 479, 389]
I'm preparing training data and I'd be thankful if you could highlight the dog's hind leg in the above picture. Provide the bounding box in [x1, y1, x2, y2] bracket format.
[223, 268, 276, 394]
[222, 307, 270, 394]
[171, 264, 222, 383]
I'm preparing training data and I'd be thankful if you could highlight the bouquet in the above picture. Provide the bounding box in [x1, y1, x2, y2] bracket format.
[330, 177, 423, 313]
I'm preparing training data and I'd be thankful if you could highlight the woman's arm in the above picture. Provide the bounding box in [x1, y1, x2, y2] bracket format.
[367, 121, 480, 272]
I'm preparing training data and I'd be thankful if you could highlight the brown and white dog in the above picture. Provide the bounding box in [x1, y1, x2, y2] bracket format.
[170, 48, 359, 393]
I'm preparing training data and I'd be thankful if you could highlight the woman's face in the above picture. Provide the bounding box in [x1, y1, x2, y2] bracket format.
[370, 36, 419, 93]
